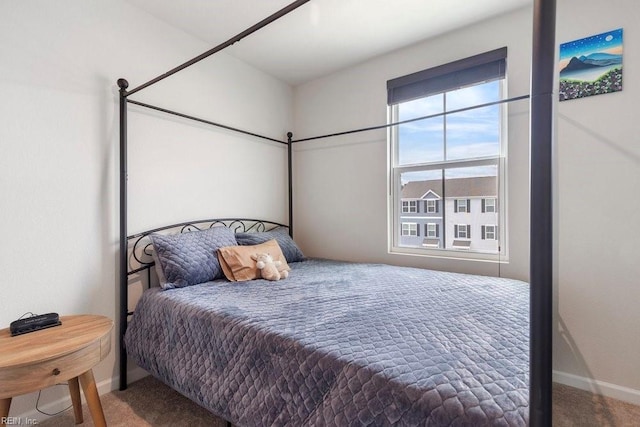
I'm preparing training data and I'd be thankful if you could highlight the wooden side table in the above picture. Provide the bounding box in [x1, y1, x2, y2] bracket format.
[0, 315, 113, 427]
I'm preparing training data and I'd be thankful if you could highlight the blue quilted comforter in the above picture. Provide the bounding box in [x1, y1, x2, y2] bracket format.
[125, 259, 529, 426]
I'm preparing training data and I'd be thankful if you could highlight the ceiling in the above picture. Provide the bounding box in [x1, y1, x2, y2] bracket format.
[125, 0, 532, 86]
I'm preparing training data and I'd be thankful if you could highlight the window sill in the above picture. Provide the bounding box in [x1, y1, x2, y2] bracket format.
[389, 245, 509, 264]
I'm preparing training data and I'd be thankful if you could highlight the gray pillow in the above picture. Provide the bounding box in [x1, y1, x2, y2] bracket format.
[235, 227, 304, 263]
[150, 226, 237, 289]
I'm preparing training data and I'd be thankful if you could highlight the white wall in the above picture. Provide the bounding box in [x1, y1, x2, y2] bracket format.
[293, 7, 532, 281]
[553, 0, 640, 404]
[0, 0, 291, 420]
[293, 0, 640, 405]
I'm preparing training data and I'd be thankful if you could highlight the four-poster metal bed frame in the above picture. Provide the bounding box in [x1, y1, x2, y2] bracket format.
[118, 0, 555, 425]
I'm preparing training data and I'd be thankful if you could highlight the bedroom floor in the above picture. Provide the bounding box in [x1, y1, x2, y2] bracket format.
[37, 375, 640, 426]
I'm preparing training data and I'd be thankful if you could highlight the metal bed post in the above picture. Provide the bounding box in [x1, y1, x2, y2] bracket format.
[530, 0, 556, 425]
[117, 78, 129, 391]
[287, 132, 293, 238]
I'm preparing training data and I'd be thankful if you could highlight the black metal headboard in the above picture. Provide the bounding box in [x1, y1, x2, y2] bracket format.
[121, 218, 287, 390]
[126, 218, 287, 279]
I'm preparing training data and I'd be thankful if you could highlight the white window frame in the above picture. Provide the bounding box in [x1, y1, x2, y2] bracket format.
[426, 223, 438, 238]
[426, 199, 437, 213]
[484, 198, 496, 213]
[455, 224, 470, 239]
[483, 225, 497, 240]
[401, 222, 418, 236]
[456, 199, 469, 213]
[388, 87, 508, 261]
[402, 200, 417, 213]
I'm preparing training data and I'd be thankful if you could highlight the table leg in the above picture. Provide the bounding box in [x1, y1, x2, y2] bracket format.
[78, 370, 106, 427]
[1, 398, 11, 427]
[68, 377, 84, 424]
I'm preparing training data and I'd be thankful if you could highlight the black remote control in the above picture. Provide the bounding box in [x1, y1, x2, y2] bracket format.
[10, 313, 61, 336]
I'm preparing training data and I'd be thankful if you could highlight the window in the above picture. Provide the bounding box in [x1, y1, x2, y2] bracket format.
[482, 225, 497, 240]
[455, 224, 471, 239]
[389, 48, 506, 258]
[401, 223, 418, 236]
[426, 223, 439, 238]
[482, 198, 496, 213]
[454, 199, 470, 213]
[402, 200, 418, 213]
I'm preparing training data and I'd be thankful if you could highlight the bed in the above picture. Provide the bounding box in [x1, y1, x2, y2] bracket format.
[118, 1, 557, 425]
[125, 223, 528, 426]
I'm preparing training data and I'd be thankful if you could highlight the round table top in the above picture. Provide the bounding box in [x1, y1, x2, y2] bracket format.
[0, 314, 113, 369]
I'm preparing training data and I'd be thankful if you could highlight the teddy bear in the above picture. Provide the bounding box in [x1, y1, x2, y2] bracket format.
[251, 253, 289, 281]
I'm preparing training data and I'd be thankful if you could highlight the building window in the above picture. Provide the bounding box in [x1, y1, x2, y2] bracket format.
[389, 48, 507, 257]
[402, 200, 418, 213]
[482, 225, 497, 240]
[402, 223, 418, 236]
[455, 224, 471, 239]
[454, 199, 470, 213]
[426, 223, 439, 238]
[482, 198, 496, 213]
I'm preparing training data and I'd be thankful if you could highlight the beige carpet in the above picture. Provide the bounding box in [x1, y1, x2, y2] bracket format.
[38, 376, 226, 427]
[552, 382, 640, 426]
[38, 376, 640, 426]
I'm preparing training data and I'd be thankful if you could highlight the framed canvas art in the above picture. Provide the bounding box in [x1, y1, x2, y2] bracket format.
[559, 28, 623, 101]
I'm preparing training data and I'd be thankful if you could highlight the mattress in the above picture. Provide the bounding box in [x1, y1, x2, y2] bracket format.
[125, 259, 529, 426]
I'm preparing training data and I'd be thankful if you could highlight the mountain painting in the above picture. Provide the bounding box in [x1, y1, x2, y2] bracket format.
[559, 28, 623, 101]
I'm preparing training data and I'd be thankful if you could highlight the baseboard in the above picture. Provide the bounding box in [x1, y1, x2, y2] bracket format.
[9, 367, 149, 424]
[553, 370, 640, 406]
[121, 366, 150, 386]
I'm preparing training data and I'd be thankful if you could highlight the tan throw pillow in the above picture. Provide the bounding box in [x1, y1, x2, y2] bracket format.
[217, 239, 290, 282]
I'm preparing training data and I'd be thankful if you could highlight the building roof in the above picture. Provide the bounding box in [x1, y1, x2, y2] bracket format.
[401, 176, 497, 199]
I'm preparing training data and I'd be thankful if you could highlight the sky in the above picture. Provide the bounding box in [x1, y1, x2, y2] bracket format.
[558, 28, 623, 69]
[396, 80, 508, 183]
